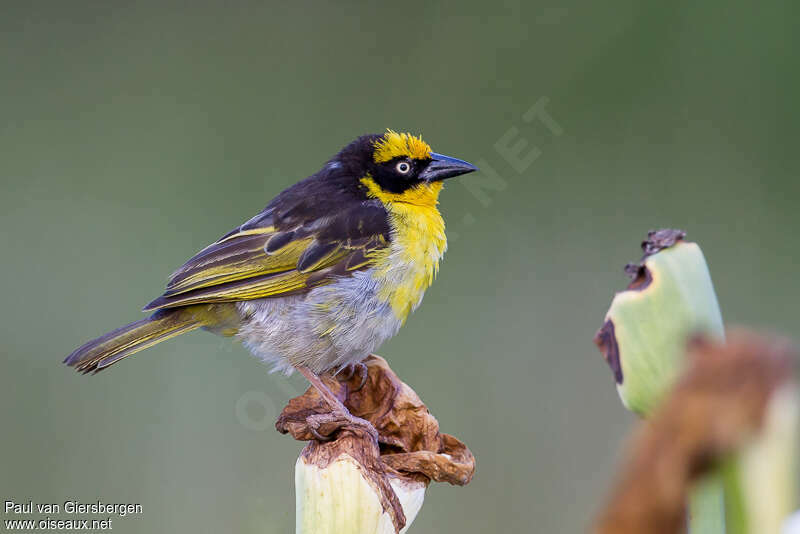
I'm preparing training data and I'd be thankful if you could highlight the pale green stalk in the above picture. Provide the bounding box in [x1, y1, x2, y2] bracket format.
[597, 232, 725, 533]
[596, 231, 800, 532]
[720, 385, 799, 534]
[295, 454, 425, 534]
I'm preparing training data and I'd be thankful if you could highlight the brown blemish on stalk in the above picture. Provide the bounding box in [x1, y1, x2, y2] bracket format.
[623, 229, 686, 291]
[594, 330, 796, 534]
[623, 263, 653, 291]
[594, 320, 623, 384]
[595, 231, 688, 382]
[276, 355, 475, 533]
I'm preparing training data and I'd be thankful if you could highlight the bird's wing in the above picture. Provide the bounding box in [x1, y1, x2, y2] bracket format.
[143, 202, 390, 311]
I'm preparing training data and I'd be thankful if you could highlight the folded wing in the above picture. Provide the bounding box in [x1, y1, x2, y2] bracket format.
[144, 202, 390, 311]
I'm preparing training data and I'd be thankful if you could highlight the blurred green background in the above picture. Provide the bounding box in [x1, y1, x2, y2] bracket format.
[1, 1, 797, 532]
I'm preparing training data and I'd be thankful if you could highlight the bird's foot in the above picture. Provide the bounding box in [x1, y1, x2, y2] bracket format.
[296, 364, 377, 443]
[306, 408, 379, 444]
[336, 361, 369, 392]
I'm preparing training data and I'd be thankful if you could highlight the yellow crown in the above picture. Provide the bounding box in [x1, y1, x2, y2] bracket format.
[372, 130, 431, 163]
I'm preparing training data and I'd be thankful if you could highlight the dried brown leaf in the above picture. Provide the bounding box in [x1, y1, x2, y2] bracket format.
[276, 355, 475, 533]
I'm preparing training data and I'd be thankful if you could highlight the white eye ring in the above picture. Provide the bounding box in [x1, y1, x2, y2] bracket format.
[396, 161, 411, 174]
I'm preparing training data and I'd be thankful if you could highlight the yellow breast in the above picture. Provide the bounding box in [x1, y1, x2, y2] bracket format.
[360, 177, 447, 322]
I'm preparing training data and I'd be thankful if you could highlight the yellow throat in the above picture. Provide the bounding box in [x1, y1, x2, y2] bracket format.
[360, 176, 447, 322]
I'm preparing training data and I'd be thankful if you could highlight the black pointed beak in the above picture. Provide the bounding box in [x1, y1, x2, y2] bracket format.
[419, 152, 478, 181]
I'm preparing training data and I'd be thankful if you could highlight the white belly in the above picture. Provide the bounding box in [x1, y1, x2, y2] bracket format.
[235, 269, 405, 374]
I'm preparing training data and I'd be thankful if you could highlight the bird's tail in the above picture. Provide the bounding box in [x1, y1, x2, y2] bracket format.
[64, 309, 203, 374]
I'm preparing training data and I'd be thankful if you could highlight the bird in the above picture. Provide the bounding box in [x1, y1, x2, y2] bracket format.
[64, 130, 477, 440]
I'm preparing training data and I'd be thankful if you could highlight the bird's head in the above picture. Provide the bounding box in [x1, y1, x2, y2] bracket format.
[333, 130, 477, 206]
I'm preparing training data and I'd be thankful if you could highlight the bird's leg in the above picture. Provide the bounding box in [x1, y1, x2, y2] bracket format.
[335, 360, 369, 392]
[297, 366, 378, 443]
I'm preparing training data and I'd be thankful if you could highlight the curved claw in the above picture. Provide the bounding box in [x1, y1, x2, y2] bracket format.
[352, 362, 368, 392]
[337, 364, 356, 382]
[337, 361, 369, 392]
[308, 424, 333, 442]
[305, 413, 334, 441]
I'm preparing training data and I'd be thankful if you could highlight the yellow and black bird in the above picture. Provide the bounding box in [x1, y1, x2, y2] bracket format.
[65, 130, 477, 437]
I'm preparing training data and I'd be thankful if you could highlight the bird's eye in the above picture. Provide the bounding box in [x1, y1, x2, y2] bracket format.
[396, 161, 411, 174]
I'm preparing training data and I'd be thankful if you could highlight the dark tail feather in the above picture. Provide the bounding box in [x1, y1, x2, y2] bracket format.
[64, 309, 202, 374]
